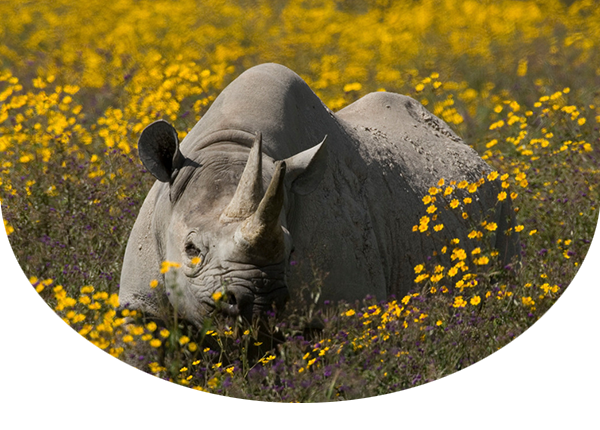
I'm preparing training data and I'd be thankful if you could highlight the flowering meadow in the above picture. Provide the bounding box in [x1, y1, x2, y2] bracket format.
[1, 0, 599, 402]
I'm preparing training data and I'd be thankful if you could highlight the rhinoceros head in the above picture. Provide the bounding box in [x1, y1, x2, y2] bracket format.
[136, 120, 326, 324]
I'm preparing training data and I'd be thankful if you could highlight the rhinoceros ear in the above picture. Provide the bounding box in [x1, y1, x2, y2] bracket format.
[283, 136, 328, 195]
[138, 120, 185, 182]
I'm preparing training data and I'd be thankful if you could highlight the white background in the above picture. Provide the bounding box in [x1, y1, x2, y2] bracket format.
[1, 204, 598, 429]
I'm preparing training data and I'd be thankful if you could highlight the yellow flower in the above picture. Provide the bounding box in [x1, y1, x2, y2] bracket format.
[149, 279, 158, 288]
[415, 274, 429, 283]
[414, 264, 425, 273]
[2, 219, 15, 236]
[467, 183, 477, 193]
[188, 342, 198, 352]
[463, 197, 472, 204]
[150, 339, 162, 348]
[159, 329, 170, 338]
[433, 224, 444, 232]
[470, 296, 481, 306]
[146, 321, 157, 332]
[160, 261, 181, 274]
[344, 82, 362, 92]
[521, 296, 535, 307]
[430, 273, 443, 283]
[179, 336, 190, 345]
[107, 293, 119, 308]
[345, 309, 356, 317]
[422, 195, 432, 205]
[457, 180, 468, 189]
[437, 178, 445, 186]
[497, 191, 507, 201]
[529, 229, 538, 236]
[487, 171, 499, 181]
[426, 204, 437, 214]
[515, 225, 525, 232]
[485, 222, 497, 231]
[462, 212, 469, 219]
[212, 291, 223, 302]
[207, 377, 219, 389]
[451, 248, 467, 261]
[475, 256, 489, 265]
[452, 296, 467, 308]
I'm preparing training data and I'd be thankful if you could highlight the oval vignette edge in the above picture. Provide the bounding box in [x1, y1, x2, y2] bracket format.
[1, 203, 599, 428]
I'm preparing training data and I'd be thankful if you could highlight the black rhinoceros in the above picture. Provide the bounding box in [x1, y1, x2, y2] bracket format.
[119, 63, 518, 326]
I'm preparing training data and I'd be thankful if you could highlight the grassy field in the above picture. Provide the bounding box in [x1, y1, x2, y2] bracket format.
[1, 0, 599, 404]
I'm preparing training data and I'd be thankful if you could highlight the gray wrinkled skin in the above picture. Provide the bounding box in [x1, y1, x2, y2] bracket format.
[119, 63, 519, 327]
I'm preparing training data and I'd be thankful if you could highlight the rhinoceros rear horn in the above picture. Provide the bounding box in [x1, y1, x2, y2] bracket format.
[138, 120, 185, 183]
[235, 161, 286, 259]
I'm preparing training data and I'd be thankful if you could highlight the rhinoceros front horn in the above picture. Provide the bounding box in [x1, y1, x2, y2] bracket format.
[234, 160, 287, 261]
[220, 132, 264, 222]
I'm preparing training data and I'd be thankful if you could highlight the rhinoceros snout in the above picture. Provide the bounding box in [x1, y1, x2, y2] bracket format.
[218, 281, 289, 320]
[218, 285, 252, 319]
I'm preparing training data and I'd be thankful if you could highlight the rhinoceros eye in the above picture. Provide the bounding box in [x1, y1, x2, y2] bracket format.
[185, 242, 200, 259]
[183, 231, 206, 267]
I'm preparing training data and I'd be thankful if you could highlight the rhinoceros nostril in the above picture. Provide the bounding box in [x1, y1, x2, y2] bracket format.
[225, 294, 237, 306]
